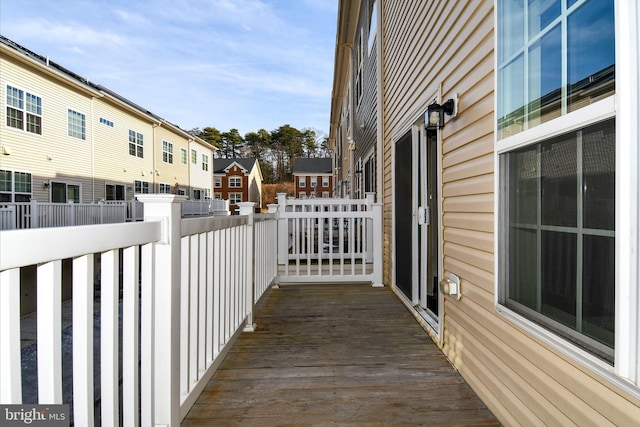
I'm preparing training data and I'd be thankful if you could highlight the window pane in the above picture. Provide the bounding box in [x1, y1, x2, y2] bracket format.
[541, 231, 577, 328]
[509, 143, 538, 226]
[567, 0, 615, 112]
[6, 107, 23, 129]
[528, 0, 560, 38]
[498, 0, 524, 62]
[528, 24, 562, 126]
[26, 114, 42, 134]
[541, 135, 577, 227]
[582, 121, 615, 230]
[582, 235, 614, 349]
[14, 172, 31, 193]
[0, 170, 12, 192]
[508, 227, 538, 310]
[498, 54, 525, 138]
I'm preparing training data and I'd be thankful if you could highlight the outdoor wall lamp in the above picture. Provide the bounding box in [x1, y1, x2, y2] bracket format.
[425, 96, 456, 130]
[42, 182, 50, 189]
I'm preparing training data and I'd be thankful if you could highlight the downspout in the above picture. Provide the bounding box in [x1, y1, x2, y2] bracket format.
[153, 123, 160, 191]
[91, 97, 95, 202]
[375, 0, 384, 204]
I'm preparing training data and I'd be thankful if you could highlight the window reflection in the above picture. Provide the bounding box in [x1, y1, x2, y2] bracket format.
[498, 0, 615, 139]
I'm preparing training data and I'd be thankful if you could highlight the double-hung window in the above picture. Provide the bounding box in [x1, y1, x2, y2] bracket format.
[134, 180, 149, 194]
[299, 177, 306, 187]
[229, 177, 241, 188]
[162, 140, 173, 164]
[0, 170, 32, 202]
[159, 183, 171, 194]
[129, 130, 144, 158]
[191, 149, 197, 164]
[229, 193, 242, 204]
[202, 154, 209, 171]
[68, 109, 86, 140]
[181, 148, 187, 164]
[6, 85, 42, 135]
[497, 0, 616, 364]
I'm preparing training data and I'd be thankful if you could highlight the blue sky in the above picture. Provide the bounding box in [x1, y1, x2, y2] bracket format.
[1, 0, 338, 136]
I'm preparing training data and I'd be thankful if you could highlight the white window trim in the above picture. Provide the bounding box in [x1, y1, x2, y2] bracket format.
[494, 0, 640, 393]
[229, 192, 242, 204]
[67, 108, 86, 140]
[5, 84, 43, 135]
[181, 148, 188, 164]
[214, 177, 222, 188]
[229, 176, 242, 188]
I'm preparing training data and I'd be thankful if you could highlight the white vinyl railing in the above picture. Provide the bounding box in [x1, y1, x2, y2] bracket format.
[276, 193, 383, 286]
[182, 199, 231, 217]
[0, 196, 277, 426]
[0, 201, 127, 230]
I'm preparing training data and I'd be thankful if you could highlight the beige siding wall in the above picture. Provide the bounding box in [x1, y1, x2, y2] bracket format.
[381, 0, 640, 425]
[92, 99, 155, 201]
[189, 140, 213, 197]
[1, 54, 96, 202]
[154, 125, 190, 195]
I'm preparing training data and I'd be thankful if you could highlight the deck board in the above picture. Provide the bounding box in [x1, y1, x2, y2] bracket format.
[182, 284, 499, 426]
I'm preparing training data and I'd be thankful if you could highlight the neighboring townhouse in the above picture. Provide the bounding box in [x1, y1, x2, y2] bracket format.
[188, 140, 214, 200]
[331, 0, 640, 425]
[330, 0, 379, 200]
[292, 158, 333, 199]
[213, 158, 263, 212]
[0, 35, 210, 204]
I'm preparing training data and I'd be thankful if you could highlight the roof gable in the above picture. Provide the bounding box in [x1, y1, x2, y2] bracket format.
[292, 158, 333, 174]
[213, 158, 257, 174]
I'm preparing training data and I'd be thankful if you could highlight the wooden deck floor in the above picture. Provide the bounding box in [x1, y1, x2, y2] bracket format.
[182, 284, 499, 426]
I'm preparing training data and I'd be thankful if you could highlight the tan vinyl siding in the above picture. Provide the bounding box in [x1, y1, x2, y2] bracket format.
[154, 125, 189, 194]
[1, 53, 95, 202]
[381, 1, 640, 424]
[93, 99, 155, 201]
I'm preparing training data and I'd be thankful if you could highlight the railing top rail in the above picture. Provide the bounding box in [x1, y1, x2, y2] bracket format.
[0, 221, 161, 270]
[180, 215, 247, 237]
[279, 210, 373, 219]
[283, 198, 370, 205]
[255, 213, 277, 222]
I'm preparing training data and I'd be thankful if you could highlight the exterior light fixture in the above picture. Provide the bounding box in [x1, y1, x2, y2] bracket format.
[425, 96, 456, 130]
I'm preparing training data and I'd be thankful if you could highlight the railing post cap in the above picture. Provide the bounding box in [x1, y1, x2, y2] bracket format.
[135, 194, 187, 204]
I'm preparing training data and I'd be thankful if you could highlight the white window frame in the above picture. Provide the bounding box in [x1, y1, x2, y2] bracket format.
[322, 176, 330, 188]
[159, 183, 171, 194]
[229, 192, 242, 204]
[202, 154, 209, 171]
[299, 176, 306, 187]
[5, 85, 42, 135]
[105, 183, 126, 201]
[191, 149, 197, 164]
[67, 108, 86, 140]
[0, 169, 32, 202]
[162, 140, 173, 164]
[134, 180, 150, 194]
[310, 176, 318, 188]
[495, 0, 640, 393]
[181, 148, 188, 164]
[229, 176, 242, 188]
[129, 130, 144, 158]
[214, 193, 222, 200]
[214, 177, 222, 187]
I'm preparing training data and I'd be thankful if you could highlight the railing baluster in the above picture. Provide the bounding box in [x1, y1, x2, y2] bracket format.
[180, 236, 190, 396]
[0, 268, 22, 403]
[101, 249, 120, 426]
[37, 260, 63, 404]
[122, 245, 140, 427]
[189, 235, 199, 388]
[140, 242, 155, 427]
[198, 232, 207, 373]
[72, 255, 94, 426]
[206, 230, 214, 363]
